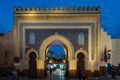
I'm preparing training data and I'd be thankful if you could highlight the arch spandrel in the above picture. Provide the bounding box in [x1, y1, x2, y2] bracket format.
[39, 33, 74, 60]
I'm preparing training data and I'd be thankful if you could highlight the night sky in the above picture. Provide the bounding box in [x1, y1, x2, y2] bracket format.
[0, 0, 120, 38]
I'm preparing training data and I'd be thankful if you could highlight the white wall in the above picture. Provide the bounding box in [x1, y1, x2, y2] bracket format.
[112, 39, 120, 66]
[99, 28, 112, 66]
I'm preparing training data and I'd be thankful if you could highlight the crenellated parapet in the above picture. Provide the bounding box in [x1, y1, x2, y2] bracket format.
[14, 6, 100, 14]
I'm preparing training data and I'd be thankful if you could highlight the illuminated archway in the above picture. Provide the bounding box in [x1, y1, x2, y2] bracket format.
[75, 48, 88, 70]
[39, 33, 74, 60]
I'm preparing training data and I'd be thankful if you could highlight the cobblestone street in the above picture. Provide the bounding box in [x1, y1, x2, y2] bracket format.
[0, 76, 120, 80]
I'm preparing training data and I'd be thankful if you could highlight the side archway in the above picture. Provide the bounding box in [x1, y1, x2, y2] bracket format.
[39, 33, 74, 60]
[26, 48, 38, 78]
[29, 52, 37, 77]
[75, 48, 88, 70]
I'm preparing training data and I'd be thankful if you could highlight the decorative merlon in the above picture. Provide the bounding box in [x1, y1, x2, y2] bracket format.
[14, 6, 100, 14]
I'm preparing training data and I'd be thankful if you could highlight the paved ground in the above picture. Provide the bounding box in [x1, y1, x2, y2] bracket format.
[0, 76, 120, 80]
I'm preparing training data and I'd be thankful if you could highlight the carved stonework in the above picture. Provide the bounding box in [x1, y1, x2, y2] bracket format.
[14, 6, 100, 13]
[75, 48, 88, 59]
[14, 6, 100, 75]
[39, 34, 74, 60]
[26, 48, 38, 60]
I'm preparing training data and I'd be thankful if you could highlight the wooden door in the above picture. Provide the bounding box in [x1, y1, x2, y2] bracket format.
[29, 52, 37, 78]
[77, 52, 85, 71]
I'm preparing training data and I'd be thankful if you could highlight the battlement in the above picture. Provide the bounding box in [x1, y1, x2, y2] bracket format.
[14, 6, 100, 14]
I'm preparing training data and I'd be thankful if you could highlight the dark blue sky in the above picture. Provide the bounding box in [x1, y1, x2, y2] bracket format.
[0, 0, 120, 38]
[48, 45, 65, 59]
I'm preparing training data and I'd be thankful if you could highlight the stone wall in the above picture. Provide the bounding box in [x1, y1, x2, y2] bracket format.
[0, 30, 14, 69]
[25, 29, 88, 56]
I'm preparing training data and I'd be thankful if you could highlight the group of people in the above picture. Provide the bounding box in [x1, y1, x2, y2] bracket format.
[111, 64, 120, 79]
[45, 64, 120, 80]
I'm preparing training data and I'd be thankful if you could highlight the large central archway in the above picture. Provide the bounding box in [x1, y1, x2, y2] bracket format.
[39, 33, 74, 77]
[39, 33, 74, 60]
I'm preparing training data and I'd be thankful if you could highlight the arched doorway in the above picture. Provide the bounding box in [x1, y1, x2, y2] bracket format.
[39, 33, 74, 60]
[39, 34, 74, 78]
[77, 52, 85, 79]
[45, 40, 68, 79]
[77, 52, 85, 71]
[29, 52, 37, 78]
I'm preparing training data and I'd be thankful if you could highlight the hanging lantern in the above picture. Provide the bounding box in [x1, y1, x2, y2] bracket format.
[49, 58, 54, 64]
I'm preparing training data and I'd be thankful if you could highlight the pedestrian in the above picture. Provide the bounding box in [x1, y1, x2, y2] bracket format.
[49, 68, 52, 76]
[12, 68, 17, 80]
[111, 65, 116, 79]
[65, 71, 69, 80]
[78, 70, 82, 80]
[46, 67, 49, 77]
[117, 63, 120, 76]
[82, 70, 86, 80]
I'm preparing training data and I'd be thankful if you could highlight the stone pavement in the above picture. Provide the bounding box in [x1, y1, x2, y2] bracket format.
[0, 76, 120, 80]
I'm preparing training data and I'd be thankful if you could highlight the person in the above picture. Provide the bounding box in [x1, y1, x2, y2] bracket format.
[82, 70, 86, 80]
[78, 70, 82, 80]
[49, 68, 52, 76]
[111, 65, 116, 79]
[46, 67, 49, 77]
[65, 70, 69, 80]
[117, 63, 120, 76]
[12, 68, 17, 80]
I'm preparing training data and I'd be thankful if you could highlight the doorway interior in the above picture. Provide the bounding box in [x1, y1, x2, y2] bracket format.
[45, 40, 67, 77]
[29, 52, 37, 78]
[77, 52, 85, 71]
